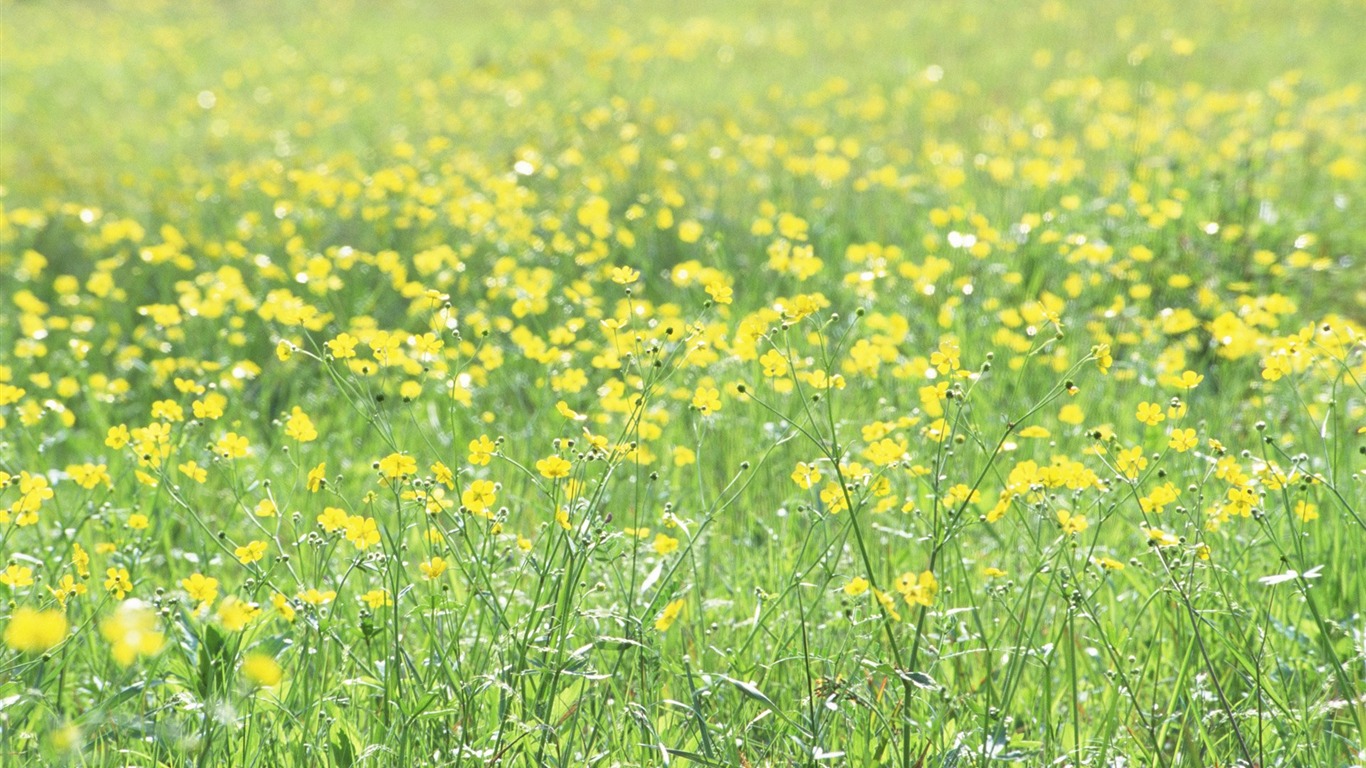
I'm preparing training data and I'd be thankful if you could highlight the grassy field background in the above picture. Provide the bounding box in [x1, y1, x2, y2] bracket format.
[2, 0, 1365, 765]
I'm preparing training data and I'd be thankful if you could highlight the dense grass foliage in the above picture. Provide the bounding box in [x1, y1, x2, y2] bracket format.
[2, 0, 1365, 765]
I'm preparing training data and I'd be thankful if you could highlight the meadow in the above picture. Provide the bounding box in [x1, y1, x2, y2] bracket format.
[2, 0, 1365, 765]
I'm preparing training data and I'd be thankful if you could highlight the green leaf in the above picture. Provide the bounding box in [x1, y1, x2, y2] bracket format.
[330, 727, 356, 768]
[716, 674, 809, 737]
[664, 747, 727, 766]
[197, 623, 229, 700]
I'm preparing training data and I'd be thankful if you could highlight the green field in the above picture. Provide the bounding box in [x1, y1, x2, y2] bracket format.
[2, 0, 1365, 765]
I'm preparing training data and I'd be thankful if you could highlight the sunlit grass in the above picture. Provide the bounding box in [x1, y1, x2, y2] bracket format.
[2, 0, 1364, 765]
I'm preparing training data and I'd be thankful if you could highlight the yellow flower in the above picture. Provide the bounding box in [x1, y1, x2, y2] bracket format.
[652, 533, 679, 556]
[1147, 528, 1179, 547]
[345, 516, 381, 550]
[468, 435, 496, 466]
[678, 220, 704, 243]
[271, 593, 296, 622]
[414, 487, 454, 515]
[215, 432, 249, 459]
[326, 332, 358, 359]
[298, 588, 336, 605]
[317, 507, 349, 532]
[284, 406, 317, 442]
[71, 544, 90, 578]
[100, 600, 164, 666]
[864, 438, 907, 466]
[419, 556, 447, 580]
[4, 608, 68, 653]
[759, 349, 789, 377]
[66, 463, 111, 489]
[179, 460, 208, 483]
[431, 461, 456, 489]
[1057, 509, 1089, 535]
[216, 596, 262, 631]
[945, 483, 980, 507]
[1135, 402, 1165, 426]
[535, 455, 572, 479]
[790, 462, 822, 490]
[1169, 370, 1204, 389]
[377, 453, 417, 481]
[1091, 344, 1113, 375]
[241, 653, 282, 688]
[105, 424, 131, 449]
[984, 567, 1007, 579]
[151, 399, 184, 422]
[873, 589, 902, 622]
[47, 575, 86, 606]
[192, 393, 227, 420]
[819, 481, 849, 513]
[691, 386, 722, 414]
[253, 498, 277, 517]
[843, 576, 870, 597]
[0, 383, 25, 406]
[1294, 501, 1319, 523]
[1139, 482, 1180, 514]
[1058, 404, 1085, 425]
[923, 418, 950, 443]
[104, 567, 132, 599]
[930, 338, 960, 374]
[609, 266, 640, 285]
[235, 540, 268, 565]
[1261, 355, 1292, 382]
[1168, 428, 1198, 452]
[654, 598, 685, 631]
[360, 589, 392, 609]
[461, 479, 497, 516]
[1116, 446, 1148, 479]
[897, 570, 938, 607]
[307, 462, 327, 492]
[0, 565, 35, 589]
[555, 400, 584, 421]
[12, 472, 54, 519]
[181, 573, 219, 607]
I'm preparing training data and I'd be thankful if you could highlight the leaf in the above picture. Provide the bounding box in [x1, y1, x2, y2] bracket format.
[330, 728, 355, 768]
[197, 623, 229, 700]
[718, 675, 778, 709]
[89, 681, 153, 715]
[898, 670, 940, 690]
[340, 676, 384, 690]
[1259, 570, 1299, 586]
[640, 559, 665, 595]
[717, 675, 809, 736]
[664, 747, 727, 766]
[595, 635, 646, 652]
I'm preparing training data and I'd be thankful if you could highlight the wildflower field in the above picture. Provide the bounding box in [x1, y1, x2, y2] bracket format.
[3, 0, 1366, 765]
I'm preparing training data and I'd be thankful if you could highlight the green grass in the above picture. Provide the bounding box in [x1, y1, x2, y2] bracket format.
[1, 0, 1365, 765]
